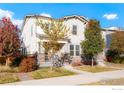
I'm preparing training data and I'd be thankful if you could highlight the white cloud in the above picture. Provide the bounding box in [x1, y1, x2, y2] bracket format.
[0, 8, 23, 28]
[12, 19, 23, 28]
[107, 27, 119, 30]
[0, 9, 14, 19]
[103, 13, 118, 20]
[40, 13, 52, 17]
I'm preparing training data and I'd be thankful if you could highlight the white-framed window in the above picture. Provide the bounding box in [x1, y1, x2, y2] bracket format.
[76, 45, 80, 56]
[70, 44, 80, 56]
[70, 45, 74, 56]
[31, 25, 33, 36]
[72, 25, 77, 35]
[38, 42, 41, 53]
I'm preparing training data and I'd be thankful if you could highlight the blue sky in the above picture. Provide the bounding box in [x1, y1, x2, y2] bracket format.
[0, 3, 124, 28]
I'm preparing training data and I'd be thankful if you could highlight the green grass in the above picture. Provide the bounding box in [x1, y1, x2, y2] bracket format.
[0, 73, 20, 84]
[76, 65, 118, 73]
[105, 62, 124, 69]
[86, 78, 124, 85]
[30, 67, 76, 79]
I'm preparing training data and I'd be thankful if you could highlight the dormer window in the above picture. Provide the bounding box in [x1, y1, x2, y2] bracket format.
[72, 25, 77, 35]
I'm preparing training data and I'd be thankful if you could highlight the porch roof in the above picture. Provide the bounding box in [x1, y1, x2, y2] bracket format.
[40, 39, 68, 44]
[36, 33, 70, 44]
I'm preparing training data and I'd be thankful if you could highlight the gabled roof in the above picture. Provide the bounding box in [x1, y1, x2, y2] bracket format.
[24, 14, 88, 22]
[61, 15, 88, 23]
[102, 28, 124, 32]
[21, 15, 89, 31]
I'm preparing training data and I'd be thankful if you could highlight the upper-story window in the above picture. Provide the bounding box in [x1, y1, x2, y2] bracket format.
[72, 25, 77, 35]
[31, 25, 33, 36]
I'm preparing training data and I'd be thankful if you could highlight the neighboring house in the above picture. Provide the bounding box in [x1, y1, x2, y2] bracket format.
[21, 15, 123, 65]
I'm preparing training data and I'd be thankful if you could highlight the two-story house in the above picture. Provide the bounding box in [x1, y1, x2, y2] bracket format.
[21, 15, 123, 65]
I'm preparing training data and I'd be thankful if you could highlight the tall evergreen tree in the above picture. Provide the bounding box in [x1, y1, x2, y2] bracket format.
[81, 19, 104, 66]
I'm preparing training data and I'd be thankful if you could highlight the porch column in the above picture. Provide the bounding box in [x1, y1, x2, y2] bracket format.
[37, 42, 45, 64]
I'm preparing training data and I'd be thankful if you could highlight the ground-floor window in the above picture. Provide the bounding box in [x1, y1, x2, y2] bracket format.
[70, 45, 74, 56]
[45, 52, 49, 61]
[38, 42, 41, 53]
[70, 44, 80, 56]
[76, 45, 80, 56]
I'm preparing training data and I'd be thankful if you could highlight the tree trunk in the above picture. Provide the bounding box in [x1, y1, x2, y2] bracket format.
[50, 57, 53, 71]
[5, 57, 9, 67]
[91, 57, 94, 67]
[5, 56, 12, 67]
[48, 52, 53, 71]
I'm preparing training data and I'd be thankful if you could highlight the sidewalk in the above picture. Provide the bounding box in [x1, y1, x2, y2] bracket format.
[7, 66, 124, 85]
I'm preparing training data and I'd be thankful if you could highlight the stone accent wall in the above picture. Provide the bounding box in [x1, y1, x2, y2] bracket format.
[37, 53, 45, 64]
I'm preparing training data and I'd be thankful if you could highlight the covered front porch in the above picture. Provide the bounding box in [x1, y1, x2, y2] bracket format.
[36, 35, 70, 66]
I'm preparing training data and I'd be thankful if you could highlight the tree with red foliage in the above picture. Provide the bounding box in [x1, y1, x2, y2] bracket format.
[0, 17, 20, 66]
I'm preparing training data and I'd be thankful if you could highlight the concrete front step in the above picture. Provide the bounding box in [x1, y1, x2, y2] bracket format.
[40, 62, 52, 67]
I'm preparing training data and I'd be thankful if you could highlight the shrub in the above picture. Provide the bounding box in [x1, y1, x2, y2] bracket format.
[11, 55, 25, 67]
[0, 56, 6, 65]
[112, 56, 124, 64]
[106, 49, 124, 64]
[19, 56, 38, 72]
[106, 49, 119, 62]
[83, 61, 97, 65]
[81, 55, 97, 65]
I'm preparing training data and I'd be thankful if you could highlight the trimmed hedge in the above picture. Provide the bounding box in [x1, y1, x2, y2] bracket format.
[106, 49, 124, 64]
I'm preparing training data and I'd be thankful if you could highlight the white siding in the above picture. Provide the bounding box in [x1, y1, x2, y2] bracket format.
[21, 18, 38, 54]
[59, 18, 86, 56]
[22, 17, 86, 56]
[22, 16, 115, 58]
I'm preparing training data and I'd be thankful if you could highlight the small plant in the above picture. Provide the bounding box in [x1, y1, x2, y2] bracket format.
[19, 56, 38, 72]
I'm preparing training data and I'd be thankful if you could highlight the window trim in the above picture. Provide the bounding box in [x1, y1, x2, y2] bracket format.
[31, 25, 33, 36]
[70, 45, 74, 56]
[72, 25, 77, 35]
[76, 45, 80, 56]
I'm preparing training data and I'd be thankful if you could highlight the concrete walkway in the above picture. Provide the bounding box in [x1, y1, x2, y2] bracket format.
[6, 66, 124, 85]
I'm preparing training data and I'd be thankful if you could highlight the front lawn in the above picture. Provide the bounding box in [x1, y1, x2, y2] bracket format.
[0, 73, 20, 84]
[106, 62, 124, 69]
[0, 66, 19, 73]
[30, 67, 76, 79]
[86, 78, 124, 85]
[76, 65, 118, 73]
